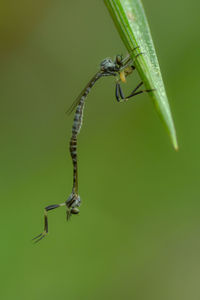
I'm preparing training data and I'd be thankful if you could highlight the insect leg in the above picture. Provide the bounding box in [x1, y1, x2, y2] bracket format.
[115, 81, 142, 102]
[32, 203, 65, 243]
[118, 82, 125, 99]
[126, 88, 155, 100]
[115, 82, 120, 102]
[120, 46, 140, 65]
[116, 81, 155, 102]
[120, 51, 144, 72]
[128, 81, 144, 96]
[126, 81, 155, 99]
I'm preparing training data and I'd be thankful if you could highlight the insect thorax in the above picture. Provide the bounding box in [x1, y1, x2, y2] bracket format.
[100, 58, 118, 72]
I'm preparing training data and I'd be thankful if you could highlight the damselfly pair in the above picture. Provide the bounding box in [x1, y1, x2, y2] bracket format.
[33, 48, 154, 242]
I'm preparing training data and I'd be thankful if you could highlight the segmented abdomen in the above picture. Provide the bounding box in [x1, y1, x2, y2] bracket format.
[72, 97, 85, 136]
[69, 72, 102, 194]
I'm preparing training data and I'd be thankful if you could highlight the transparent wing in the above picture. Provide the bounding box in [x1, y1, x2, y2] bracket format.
[66, 91, 84, 115]
[66, 71, 101, 115]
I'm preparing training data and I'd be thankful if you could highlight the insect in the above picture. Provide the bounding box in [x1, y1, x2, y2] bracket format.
[33, 48, 154, 242]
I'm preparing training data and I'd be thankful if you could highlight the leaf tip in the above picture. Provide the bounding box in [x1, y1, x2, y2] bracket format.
[172, 135, 179, 152]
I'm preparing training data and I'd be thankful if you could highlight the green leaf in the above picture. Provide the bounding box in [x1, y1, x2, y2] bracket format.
[104, 0, 178, 150]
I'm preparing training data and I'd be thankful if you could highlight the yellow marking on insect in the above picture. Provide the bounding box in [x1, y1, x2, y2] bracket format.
[120, 70, 126, 83]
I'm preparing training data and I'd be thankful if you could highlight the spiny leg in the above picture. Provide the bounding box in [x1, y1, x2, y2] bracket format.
[116, 81, 155, 102]
[126, 81, 155, 100]
[129, 81, 144, 95]
[33, 203, 65, 243]
[116, 81, 125, 102]
[119, 46, 140, 66]
[126, 88, 155, 99]
[119, 52, 144, 77]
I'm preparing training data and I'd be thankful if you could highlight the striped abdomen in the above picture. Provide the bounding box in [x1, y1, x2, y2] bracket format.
[72, 72, 102, 137]
[70, 72, 102, 194]
[70, 136, 78, 193]
[72, 97, 85, 137]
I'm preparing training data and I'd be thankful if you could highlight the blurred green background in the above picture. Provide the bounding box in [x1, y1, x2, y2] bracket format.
[1, 0, 200, 299]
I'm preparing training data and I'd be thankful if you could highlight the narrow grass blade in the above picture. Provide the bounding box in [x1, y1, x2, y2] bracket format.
[104, 0, 178, 150]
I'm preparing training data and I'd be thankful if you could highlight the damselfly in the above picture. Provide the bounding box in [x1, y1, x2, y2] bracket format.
[33, 48, 154, 242]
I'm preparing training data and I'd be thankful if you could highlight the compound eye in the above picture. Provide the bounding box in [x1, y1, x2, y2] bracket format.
[116, 55, 123, 65]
